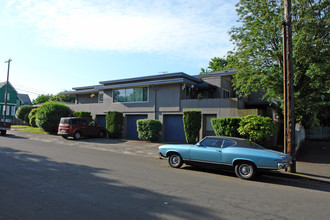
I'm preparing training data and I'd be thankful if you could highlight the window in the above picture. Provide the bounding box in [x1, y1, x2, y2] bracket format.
[4, 93, 10, 101]
[205, 115, 216, 131]
[223, 89, 230, 98]
[222, 140, 236, 148]
[199, 138, 223, 148]
[11, 106, 15, 116]
[5, 106, 10, 115]
[113, 87, 148, 103]
[98, 91, 104, 103]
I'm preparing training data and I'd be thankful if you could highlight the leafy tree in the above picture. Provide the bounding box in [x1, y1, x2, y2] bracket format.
[229, 0, 329, 127]
[54, 92, 75, 103]
[32, 94, 54, 105]
[33, 92, 75, 105]
[200, 57, 231, 74]
[33, 94, 54, 104]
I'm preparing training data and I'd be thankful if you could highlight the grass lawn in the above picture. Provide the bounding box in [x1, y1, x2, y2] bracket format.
[11, 125, 50, 135]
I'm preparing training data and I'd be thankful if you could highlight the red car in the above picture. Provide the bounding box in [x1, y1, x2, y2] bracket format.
[58, 117, 107, 140]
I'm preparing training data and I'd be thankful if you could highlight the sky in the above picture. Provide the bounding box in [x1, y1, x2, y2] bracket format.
[0, 0, 239, 101]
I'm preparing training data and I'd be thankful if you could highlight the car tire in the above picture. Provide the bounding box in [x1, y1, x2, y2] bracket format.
[73, 131, 81, 140]
[235, 161, 256, 180]
[168, 153, 183, 168]
[98, 130, 106, 138]
[62, 135, 68, 139]
[1, 130, 6, 136]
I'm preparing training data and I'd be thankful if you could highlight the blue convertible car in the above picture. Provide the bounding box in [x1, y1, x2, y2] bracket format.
[159, 136, 291, 180]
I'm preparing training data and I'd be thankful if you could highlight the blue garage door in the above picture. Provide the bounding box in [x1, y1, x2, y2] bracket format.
[96, 115, 106, 127]
[126, 115, 148, 140]
[164, 115, 186, 143]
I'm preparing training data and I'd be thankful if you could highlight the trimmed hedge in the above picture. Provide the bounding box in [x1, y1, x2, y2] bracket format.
[28, 108, 38, 126]
[29, 115, 37, 127]
[106, 111, 123, 138]
[238, 115, 277, 144]
[36, 102, 72, 133]
[183, 110, 201, 144]
[211, 117, 242, 137]
[73, 111, 92, 118]
[15, 105, 33, 123]
[137, 119, 162, 141]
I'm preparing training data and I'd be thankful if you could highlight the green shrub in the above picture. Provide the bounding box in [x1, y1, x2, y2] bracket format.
[15, 105, 33, 123]
[238, 115, 277, 144]
[137, 119, 162, 141]
[36, 102, 72, 133]
[29, 115, 37, 127]
[73, 111, 92, 118]
[106, 111, 123, 138]
[183, 110, 201, 144]
[211, 117, 242, 137]
[28, 108, 38, 123]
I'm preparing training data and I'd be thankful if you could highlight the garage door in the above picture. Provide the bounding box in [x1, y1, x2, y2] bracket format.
[164, 115, 186, 143]
[126, 115, 148, 140]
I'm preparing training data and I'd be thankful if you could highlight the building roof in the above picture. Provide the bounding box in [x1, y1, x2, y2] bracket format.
[0, 81, 19, 94]
[194, 68, 236, 79]
[17, 94, 32, 105]
[99, 72, 202, 85]
[60, 70, 233, 95]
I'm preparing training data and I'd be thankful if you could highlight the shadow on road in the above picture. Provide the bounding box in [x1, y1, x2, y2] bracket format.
[0, 133, 29, 139]
[0, 146, 219, 219]
[181, 165, 330, 193]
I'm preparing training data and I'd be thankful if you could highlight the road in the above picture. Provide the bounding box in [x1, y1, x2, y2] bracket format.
[1, 131, 330, 219]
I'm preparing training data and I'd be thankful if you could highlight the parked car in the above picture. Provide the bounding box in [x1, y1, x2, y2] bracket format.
[0, 121, 11, 135]
[159, 136, 291, 180]
[58, 117, 107, 140]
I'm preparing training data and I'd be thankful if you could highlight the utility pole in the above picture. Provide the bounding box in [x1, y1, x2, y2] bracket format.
[282, 0, 296, 173]
[3, 58, 12, 122]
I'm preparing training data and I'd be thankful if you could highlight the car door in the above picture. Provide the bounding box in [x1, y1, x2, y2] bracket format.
[189, 138, 224, 163]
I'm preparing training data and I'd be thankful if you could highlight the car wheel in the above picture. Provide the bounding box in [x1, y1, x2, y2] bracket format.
[0, 130, 6, 136]
[235, 161, 256, 180]
[73, 131, 81, 140]
[62, 135, 68, 139]
[98, 130, 106, 138]
[168, 153, 183, 168]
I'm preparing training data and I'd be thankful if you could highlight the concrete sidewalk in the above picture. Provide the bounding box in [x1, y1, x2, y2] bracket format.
[290, 140, 330, 184]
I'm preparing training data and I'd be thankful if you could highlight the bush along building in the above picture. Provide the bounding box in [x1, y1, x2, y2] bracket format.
[61, 69, 276, 142]
[0, 82, 32, 123]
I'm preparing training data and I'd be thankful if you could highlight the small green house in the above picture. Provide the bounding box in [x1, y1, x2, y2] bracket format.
[0, 82, 32, 122]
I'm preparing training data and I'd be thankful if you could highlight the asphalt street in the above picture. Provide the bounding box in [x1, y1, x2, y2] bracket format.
[1, 131, 330, 219]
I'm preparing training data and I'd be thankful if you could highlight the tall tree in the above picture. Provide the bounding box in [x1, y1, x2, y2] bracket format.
[200, 57, 230, 74]
[230, 0, 329, 127]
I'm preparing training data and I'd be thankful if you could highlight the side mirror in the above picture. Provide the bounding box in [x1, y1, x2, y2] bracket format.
[196, 143, 201, 147]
